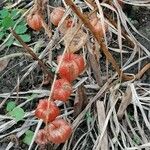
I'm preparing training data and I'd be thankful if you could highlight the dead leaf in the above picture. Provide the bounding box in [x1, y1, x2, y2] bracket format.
[41, 20, 52, 38]
[42, 73, 52, 85]
[73, 84, 88, 117]
[117, 86, 132, 120]
[96, 100, 108, 150]
[64, 27, 88, 53]
[88, 42, 102, 86]
[0, 59, 9, 72]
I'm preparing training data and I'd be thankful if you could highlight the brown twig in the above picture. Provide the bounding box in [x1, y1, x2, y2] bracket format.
[65, 0, 133, 81]
[10, 29, 53, 83]
[135, 63, 150, 80]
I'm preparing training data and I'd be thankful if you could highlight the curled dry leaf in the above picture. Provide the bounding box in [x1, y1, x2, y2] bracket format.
[64, 27, 88, 53]
[0, 59, 9, 72]
[73, 84, 88, 117]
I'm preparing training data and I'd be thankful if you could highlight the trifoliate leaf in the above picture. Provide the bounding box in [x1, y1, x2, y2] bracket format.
[23, 130, 34, 145]
[1, 15, 14, 29]
[11, 9, 20, 19]
[26, 130, 34, 136]
[18, 20, 26, 26]
[6, 101, 16, 112]
[0, 9, 9, 18]
[19, 34, 31, 42]
[9, 107, 25, 122]
[15, 24, 27, 34]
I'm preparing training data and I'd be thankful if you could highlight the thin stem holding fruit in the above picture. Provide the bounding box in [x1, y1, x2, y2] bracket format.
[65, 0, 133, 81]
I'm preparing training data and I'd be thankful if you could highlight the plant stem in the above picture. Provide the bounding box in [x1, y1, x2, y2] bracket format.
[10, 28, 53, 83]
[65, 0, 133, 81]
[135, 63, 150, 80]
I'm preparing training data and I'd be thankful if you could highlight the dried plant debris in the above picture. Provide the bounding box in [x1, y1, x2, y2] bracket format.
[117, 86, 132, 120]
[0, 59, 9, 72]
[96, 100, 108, 150]
[64, 27, 88, 53]
[73, 84, 88, 117]
[0, 0, 149, 149]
